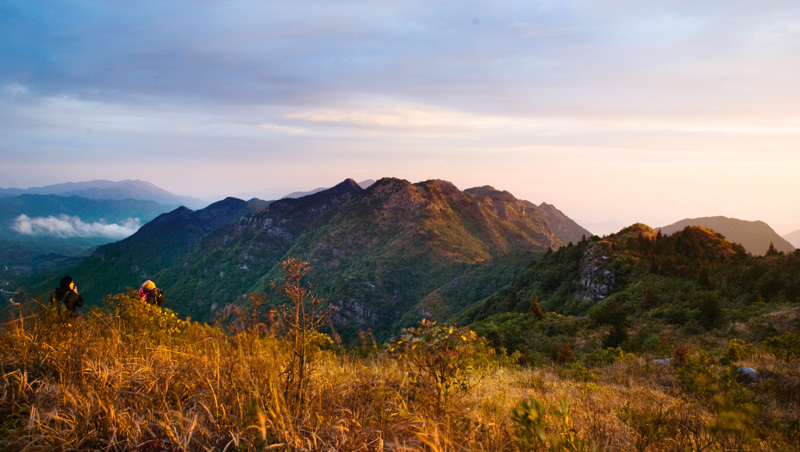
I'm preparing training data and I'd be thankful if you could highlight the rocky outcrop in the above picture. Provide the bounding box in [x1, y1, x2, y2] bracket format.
[576, 242, 615, 303]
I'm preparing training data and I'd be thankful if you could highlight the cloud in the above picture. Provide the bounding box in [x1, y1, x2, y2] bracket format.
[11, 214, 141, 239]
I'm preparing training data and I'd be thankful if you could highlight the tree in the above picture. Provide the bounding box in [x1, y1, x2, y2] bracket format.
[556, 341, 576, 364]
[766, 242, 779, 256]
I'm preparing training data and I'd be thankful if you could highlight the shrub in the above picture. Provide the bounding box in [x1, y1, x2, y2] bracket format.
[388, 319, 491, 412]
[104, 290, 188, 339]
[720, 338, 755, 365]
[763, 331, 800, 362]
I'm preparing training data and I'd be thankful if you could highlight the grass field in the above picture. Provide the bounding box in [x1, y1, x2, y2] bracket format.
[2, 289, 800, 451]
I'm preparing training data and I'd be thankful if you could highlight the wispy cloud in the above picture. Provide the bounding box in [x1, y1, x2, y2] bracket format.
[11, 214, 140, 239]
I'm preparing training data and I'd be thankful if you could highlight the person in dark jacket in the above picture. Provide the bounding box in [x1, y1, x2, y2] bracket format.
[139, 280, 164, 306]
[54, 275, 84, 318]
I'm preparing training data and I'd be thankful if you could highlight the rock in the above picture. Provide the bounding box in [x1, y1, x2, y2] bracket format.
[736, 367, 759, 384]
[651, 358, 672, 366]
[576, 243, 616, 303]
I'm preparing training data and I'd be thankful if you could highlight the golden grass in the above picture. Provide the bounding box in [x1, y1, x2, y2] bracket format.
[2, 299, 800, 451]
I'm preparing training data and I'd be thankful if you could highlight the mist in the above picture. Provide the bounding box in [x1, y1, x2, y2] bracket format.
[11, 214, 141, 239]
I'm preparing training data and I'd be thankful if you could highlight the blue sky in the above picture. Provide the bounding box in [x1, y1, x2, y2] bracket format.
[2, 0, 799, 235]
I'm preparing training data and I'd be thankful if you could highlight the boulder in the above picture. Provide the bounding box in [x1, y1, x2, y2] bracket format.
[736, 366, 759, 384]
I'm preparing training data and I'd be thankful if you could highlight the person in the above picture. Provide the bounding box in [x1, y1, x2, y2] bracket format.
[139, 280, 164, 306]
[53, 276, 84, 319]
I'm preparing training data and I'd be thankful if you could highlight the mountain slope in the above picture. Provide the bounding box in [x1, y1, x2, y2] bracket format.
[658, 216, 794, 255]
[155, 179, 365, 318]
[454, 222, 800, 362]
[64, 197, 262, 303]
[456, 223, 749, 325]
[151, 177, 590, 339]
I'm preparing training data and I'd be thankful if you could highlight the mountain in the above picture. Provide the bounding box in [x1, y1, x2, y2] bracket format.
[784, 229, 800, 249]
[452, 222, 800, 362]
[456, 223, 745, 324]
[657, 216, 794, 255]
[155, 179, 366, 321]
[61, 197, 263, 303]
[0, 180, 207, 210]
[142, 177, 590, 340]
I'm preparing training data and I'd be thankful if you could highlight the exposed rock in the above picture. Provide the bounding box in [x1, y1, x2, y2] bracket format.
[651, 358, 672, 366]
[576, 243, 615, 303]
[736, 366, 759, 384]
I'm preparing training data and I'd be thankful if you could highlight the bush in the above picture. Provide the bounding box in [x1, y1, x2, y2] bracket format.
[763, 331, 800, 362]
[104, 290, 188, 339]
[720, 338, 755, 365]
[388, 319, 491, 412]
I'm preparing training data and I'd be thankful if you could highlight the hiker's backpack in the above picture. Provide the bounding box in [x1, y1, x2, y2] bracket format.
[148, 288, 165, 306]
[49, 290, 68, 319]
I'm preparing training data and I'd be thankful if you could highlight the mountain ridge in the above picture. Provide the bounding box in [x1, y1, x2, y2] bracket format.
[58, 177, 590, 341]
[149, 177, 591, 338]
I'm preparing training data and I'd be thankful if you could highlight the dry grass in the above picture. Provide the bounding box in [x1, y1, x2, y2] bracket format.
[2, 299, 800, 451]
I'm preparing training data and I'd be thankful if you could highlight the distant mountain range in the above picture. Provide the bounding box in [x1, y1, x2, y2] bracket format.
[657, 216, 795, 255]
[0, 179, 208, 210]
[0, 194, 169, 228]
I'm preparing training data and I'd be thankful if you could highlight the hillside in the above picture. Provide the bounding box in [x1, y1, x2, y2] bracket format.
[135, 178, 590, 339]
[58, 197, 263, 303]
[5, 222, 800, 451]
[657, 216, 794, 255]
[455, 222, 800, 363]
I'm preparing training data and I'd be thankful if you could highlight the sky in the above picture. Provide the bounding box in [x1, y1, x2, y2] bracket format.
[1, 0, 799, 236]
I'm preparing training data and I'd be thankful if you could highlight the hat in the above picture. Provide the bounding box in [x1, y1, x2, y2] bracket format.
[60, 276, 74, 289]
[141, 280, 156, 292]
